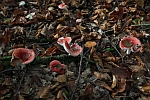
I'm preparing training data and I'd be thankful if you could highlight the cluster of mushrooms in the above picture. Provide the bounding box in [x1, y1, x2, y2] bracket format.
[10, 36, 141, 74]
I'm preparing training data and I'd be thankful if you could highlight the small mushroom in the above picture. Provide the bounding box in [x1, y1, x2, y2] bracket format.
[57, 37, 72, 46]
[58, 3, 67, 9]
[57, 37, 82, 56]
[119, 36, 141, 54]
[49, 60, 67, 74]
[12, 48, 35, 65]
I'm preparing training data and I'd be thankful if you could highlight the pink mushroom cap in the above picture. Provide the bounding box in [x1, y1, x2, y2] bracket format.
[57, 37, 72, 46]
[63, 41, 82, 56]
[58, 3, 67, 9]
[49, 60, 66, 74]
[119, 36, 141, 50]
[12, 48, 35, 64]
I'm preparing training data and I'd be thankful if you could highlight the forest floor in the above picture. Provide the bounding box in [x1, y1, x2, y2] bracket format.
[0, 0, 150, 100]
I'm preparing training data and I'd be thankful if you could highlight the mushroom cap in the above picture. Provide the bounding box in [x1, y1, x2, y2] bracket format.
[12, 48, 35, 64]
[57, 37, 72, 46]
[58, 3, 67, 9]
[119, 36, 141, 50]
[49, 60, 66, 74]
[69, 44, 83, 56]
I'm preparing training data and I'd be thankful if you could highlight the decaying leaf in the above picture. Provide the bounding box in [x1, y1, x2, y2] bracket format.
[112, 67, 131, 78]
[56, 74, 67, 83]
[84, 41, 97, 48]
[45, 46, 58, 56]
[138, 82, 150, 95]
[93, 52, 104, 68]
[10, 56, 23, 67]
[135, 0, 145, 8]
[111, 75, 117, 89]
[40, 86, 51, 98]
[99, 81, 112, 91]
[18, 94, 25, 100]
[0, 85, 9, 95]
[94, 71, 111, 80]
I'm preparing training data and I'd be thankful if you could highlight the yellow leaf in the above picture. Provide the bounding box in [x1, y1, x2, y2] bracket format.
[84, 41, 97, 48]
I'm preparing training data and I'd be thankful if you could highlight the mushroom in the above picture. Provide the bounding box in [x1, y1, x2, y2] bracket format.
[12, 48, 35, 65]
[57, 37, 72, 46]
[57, 37, 82, 56]
[119, 36, 141, 54]
[49, 60, 67, 74]
[58, 3, 67, 9]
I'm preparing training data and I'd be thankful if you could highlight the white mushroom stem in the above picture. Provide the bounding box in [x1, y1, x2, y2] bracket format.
[126, 48, 131, 55]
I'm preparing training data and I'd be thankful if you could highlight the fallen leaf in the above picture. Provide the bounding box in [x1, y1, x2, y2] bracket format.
[40, 86, 51, 98]
[138, 82, 150, 95]
[84, 41, 97, 48]
[112, 67, 131, 78]
[135, 0, 145, 8]
[56, 74, 67, 83]
[0, 85, 9, 95]
[93, 52, 104, 68]
[111, 75, 117, 89]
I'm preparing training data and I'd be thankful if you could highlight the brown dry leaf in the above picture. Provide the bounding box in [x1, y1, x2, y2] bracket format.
[45, 46, 58, 56]
[84, 41, 97, 48]
[135, 56, 144, 67]
[56, 74, 67, 83]
[106, 0, 113, 3]
[94, 71, 111, 80]
[41, 24, 49, 36]
[0, 85, 9, 95]
[99, 81, 112, 91]
[32, 44, 45, 56]
[76, 25, 86, 31]
[107, 62, 119, 67]
[93, 52, 104, 68]
[112, 77, 126, 97]
[135, 0, 145, 8]
[13, 9, 24, 17]
[103, 57, 116, 62]
[0, 60, 3, 71]
[90, 14, 98, 21]
[0, 36, 5, 47]
[2, 78, 13, 86]
[129, 65, 146, 72]
[118, 78, 126, 92]
[111, 75, 117, 89]
[32, 74, 43, 87]
[82, 83, 93, 99]
[112, 67, 131, 78]
[56, 90, 65, 99]
[18, 94, 25, 100]
[40, 86, 51, 98]
[10, 57, 23, 67]
[138, 95, 150, 100]
[56, 26, 70, 37]
[138, 82, 150, 95]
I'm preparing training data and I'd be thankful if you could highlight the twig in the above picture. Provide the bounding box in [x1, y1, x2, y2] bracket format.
[12, 69, 27, 99]
[103, 31, 124, 62]
[69, 46, 84, 100]
[131, 24, 150, 27]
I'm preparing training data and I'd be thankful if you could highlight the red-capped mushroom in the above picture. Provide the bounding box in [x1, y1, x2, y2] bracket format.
[58, 3, 67, 9]
[63, 41, 82, 56]
[57, 37, 72, 46]
[57, 37, 82, 56]
[12, 48, 35, 64]
[49, 60, 66, 74]
[119, 36, 141, 54]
